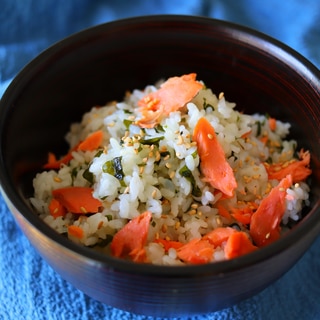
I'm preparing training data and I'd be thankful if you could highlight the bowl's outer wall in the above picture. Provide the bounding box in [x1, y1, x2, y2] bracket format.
[0, 16, 320, 317]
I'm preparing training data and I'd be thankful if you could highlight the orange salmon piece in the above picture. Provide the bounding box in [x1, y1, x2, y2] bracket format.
[137, 73, 203, 128]
[154, 238, 184, 251]
[264, 149, 312, 183]
[77, 130, 104, 152]
[203, 227, 237, 247]
[230, 201, 259, 225]
[110, 211, 152, 263]
[68, 225, 84, 240]
[52, 186, 102, 214]
[48, 197, 67, 218]
[193, 117, 237, 197]
[176, 238, 214, 264]
[250, 174, 293, 247]
[224, 231, 258, 259]
[44, 130, 104, 169]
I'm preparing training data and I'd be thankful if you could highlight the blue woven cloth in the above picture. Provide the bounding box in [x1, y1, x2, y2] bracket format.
[1, 1, 320, 319]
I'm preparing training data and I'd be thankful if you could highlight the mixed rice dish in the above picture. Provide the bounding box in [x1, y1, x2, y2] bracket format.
[30, 74, 312, 265]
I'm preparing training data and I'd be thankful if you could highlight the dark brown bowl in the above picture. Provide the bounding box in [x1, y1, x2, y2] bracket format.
[0, 15, 319, 317]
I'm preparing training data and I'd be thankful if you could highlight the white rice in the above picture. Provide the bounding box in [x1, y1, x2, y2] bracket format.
[30, 77, 311, 265]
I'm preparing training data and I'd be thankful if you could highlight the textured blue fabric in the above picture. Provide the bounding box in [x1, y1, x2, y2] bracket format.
[0, 1, 319, 319]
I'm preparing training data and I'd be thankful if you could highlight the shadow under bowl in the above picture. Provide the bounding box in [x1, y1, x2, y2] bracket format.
[0, 15, 319, 317]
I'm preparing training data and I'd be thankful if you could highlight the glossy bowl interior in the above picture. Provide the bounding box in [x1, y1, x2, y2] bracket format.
[0, 15, 319, 317]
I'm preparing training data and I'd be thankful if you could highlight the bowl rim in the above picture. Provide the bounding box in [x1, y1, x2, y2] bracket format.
[0, 14, 320, 276]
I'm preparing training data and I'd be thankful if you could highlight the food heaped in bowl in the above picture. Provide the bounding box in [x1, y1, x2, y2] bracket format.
[0, 16, 319, 317]
[30, 73, 312, 265]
